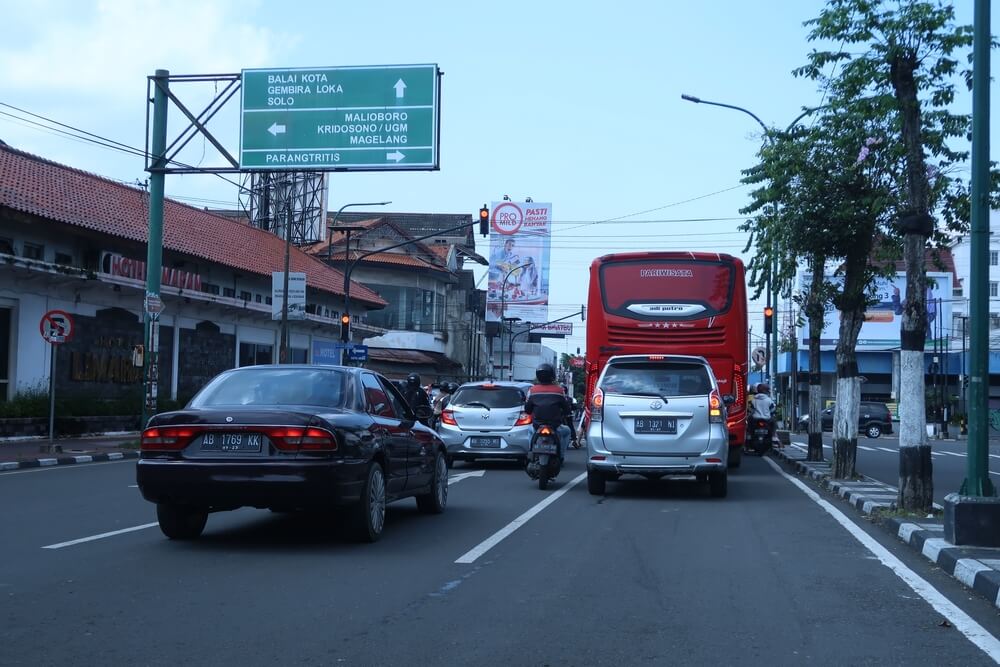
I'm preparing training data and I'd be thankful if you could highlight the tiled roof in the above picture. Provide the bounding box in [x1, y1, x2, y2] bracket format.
[0, 144, 385, 307]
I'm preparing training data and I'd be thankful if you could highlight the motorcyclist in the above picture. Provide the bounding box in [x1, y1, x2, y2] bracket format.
[431, 381, 457, 429]
[749, 382, 776, 445]
[401, 373, 431, 424]
[524, 363, 577, 461]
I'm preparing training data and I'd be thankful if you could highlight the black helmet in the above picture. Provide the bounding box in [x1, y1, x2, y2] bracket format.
[535, 363, 555, 384]
[406, 373, 421, 387]
[446, 382, 459, 393]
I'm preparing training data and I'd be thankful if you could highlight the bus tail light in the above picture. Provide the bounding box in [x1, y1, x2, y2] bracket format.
[709, 390, 723, 424]
[591, 388, 604, 422]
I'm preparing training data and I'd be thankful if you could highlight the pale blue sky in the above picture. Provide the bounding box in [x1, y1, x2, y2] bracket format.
[1, 0, 996, 354]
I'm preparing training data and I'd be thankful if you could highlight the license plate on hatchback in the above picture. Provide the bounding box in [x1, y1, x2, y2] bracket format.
[634, 417, 677, 434]
[470, 437, 501, 448]
[200, 432, 262, 452]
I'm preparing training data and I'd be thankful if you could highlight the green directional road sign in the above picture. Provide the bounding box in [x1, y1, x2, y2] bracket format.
[240, 64, 440, 171]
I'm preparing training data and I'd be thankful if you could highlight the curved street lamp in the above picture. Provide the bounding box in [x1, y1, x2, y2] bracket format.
[498, 262, 528, 379]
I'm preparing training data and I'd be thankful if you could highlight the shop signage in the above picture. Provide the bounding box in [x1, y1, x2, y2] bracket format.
[100, 252, 203, 292]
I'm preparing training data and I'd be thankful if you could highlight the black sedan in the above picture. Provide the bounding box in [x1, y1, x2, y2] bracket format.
[136, 365, 448, 542]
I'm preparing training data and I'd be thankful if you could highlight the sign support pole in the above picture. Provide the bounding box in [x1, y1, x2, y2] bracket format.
[142, 69, 169, 429]
[46, 345, 56, 453]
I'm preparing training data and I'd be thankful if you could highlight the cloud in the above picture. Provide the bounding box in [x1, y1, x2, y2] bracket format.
[0, 0, 291, 100]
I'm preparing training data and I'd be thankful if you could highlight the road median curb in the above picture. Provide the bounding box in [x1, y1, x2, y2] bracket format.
[0, 450, 139, 471]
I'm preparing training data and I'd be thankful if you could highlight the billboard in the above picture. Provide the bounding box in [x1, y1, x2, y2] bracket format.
[486, 201, 551, 324]
[797, 271, 953, 350]
[272, 272, 307, 320]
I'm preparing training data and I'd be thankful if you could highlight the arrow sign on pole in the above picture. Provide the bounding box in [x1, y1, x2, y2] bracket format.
[393, 78, 407, 98]
[268, 122, 286, 136]
[386, 151, 405, 162]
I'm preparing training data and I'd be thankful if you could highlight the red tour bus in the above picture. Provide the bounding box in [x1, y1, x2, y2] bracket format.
[584, 252, 749, 466]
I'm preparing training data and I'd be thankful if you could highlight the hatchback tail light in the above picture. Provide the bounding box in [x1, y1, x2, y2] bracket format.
[441, 410, 457, 426]
[591, 388, 604, 423]
[709, 390, 723, 424]
[514, 412, 532, 426]
[141, 426, 197, 451]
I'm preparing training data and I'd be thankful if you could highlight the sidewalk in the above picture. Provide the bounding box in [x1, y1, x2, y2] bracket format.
[0, 433, 140, 470]
[771, 443, 1000, 611]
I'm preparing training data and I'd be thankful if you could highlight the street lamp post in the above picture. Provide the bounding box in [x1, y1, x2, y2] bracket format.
[681, 94, 823, 429]
[498, 263, 527, 379]
[325, 201, 391, 365]
[504, 317, 522, 380]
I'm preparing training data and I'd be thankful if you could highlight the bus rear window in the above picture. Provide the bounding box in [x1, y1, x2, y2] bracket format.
[599, 259, 734, 317]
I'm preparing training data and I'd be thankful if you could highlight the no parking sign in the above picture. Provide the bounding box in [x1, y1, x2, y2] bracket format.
[40, 310, 75, 344]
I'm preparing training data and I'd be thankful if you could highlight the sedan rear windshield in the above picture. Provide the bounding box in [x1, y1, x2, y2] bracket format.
[600, 362, 712, 398]
[450, 386, 525, 409]
[189, 368, 352, 409]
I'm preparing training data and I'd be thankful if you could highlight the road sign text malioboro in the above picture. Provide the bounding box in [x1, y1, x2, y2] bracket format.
[240, 64, 440, 171]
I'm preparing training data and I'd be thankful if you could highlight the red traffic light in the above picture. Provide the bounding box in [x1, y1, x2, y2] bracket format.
[479, 205, 490, 237]
[763, 306, 774, 317]
[340, 314, 350, 326]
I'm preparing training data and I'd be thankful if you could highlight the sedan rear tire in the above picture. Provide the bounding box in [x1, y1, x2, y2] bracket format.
[156, 503, 208, 540]
[865, 424, 882, 439]
[416, 450, 448, 514]
[351, 462, 387, 543]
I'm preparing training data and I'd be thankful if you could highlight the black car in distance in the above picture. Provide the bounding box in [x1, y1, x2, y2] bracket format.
[136, 365, 448, 542]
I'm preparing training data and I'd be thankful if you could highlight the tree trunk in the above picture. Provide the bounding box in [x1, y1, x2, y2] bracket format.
[806, 254, 826, 462]
[890, 46, 934, 512]
[831, 246, 869, 480]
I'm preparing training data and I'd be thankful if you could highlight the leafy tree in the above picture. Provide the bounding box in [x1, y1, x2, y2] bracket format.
[798, 0, 993, 510]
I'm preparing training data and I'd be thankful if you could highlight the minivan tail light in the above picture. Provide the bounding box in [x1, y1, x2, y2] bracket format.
[591, 388, 604, 423]
[709, 391, 723, 424]
[441, 410, 457, 426]
[514, 412, 533, 426]
[141, 426, 197, 451]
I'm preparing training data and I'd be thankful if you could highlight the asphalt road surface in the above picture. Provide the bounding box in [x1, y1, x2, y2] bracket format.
[3, 451, 1000, 665]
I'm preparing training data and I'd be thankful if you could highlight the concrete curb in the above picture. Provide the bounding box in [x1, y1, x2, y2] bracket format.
[770, 444, 1000, 612]
[0, 450, 139, 471]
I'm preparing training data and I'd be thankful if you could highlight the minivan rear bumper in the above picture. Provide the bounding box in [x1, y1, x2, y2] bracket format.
[588, 457, 727, 477]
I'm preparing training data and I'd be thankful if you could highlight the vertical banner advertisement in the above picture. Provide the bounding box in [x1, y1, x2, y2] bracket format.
[272, 272, 307, 320]
[486, 201, 551, 324]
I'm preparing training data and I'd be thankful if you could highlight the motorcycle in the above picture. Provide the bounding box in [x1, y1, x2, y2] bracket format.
[747, 417, 773, 455]
[525, 424, 562, 490]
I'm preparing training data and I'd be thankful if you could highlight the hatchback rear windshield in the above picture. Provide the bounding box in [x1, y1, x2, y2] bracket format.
[450, 386, 525, 409]
[600, 362, 712, 397]
[189, 368, 352, 409]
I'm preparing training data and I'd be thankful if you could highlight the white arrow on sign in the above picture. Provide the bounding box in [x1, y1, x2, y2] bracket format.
[393, 78, 407, 98]
[386, 151, 405, 162]
[268, 122, 286, 137]
[448, 470, 485, 485]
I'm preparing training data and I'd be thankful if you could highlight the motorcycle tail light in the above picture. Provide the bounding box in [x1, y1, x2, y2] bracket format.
[441, 410, 457, 426]
[514, 412, 533, 426]
[538, 425, 554, 436]
[709, 391, 723, 424]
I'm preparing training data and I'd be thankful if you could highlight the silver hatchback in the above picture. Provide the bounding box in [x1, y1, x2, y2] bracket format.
[437, 381, 534, 465]
[586, 354, 730, 497]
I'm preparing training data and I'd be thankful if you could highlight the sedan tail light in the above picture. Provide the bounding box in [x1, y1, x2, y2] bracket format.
[141, 426, 198, 451]
[709, 390, 723, 424]
[265, 427, 338, 452]
[514, 412, 532, 426]
[590, 388, 604, 423]
[441, 410, 457, 426]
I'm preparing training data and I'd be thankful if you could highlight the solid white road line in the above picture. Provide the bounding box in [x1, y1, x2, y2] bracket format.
[455, 471, 587, 564]
[858, 445, 877, 452]
[0, 459, 132, 476]
[763, 456, 1000, 661]
[877, 447, 897, 453]
[42, 523, 158, 549]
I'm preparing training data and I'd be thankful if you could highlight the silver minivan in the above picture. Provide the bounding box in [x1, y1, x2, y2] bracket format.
[586, 354, 730, 497]
[437, 381, 534, 465]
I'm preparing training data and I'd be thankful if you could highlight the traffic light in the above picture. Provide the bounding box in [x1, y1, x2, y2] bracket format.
[340, 314, 350, 342]
[763, 306, 774, 335]
[479, 205, 490, 237]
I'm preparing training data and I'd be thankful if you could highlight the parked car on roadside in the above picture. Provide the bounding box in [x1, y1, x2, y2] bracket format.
[586, 354, 732, 498]
[437, 381, 534, 466]
[136, 365, 447, 543]
[797, 401, 893, 438]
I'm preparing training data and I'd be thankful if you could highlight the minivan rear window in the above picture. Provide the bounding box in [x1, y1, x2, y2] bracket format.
[600, 362, 712, 397]
[450, 386, 525, 409]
